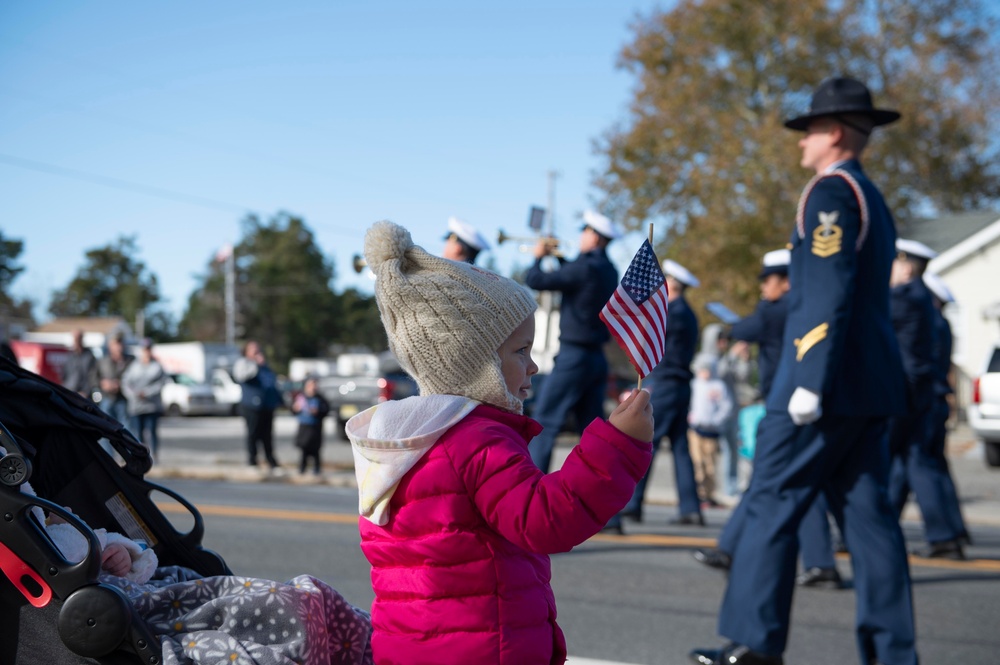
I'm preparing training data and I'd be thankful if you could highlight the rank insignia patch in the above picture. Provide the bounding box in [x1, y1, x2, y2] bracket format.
[812, 211, 842, 257]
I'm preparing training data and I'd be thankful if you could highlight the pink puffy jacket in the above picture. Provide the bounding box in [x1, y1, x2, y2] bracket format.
[359, 404, 652, 665]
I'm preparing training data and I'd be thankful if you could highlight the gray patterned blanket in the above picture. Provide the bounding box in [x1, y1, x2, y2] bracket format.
[103, 566, 373, 665]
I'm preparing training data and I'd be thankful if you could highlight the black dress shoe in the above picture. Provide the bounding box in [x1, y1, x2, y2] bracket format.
[911, 538, 965, 560]
[795, 566, 844, 589]
[692, 547, 732, 571]
[689, 642, 783, 664]
[670, 512, 706, 526]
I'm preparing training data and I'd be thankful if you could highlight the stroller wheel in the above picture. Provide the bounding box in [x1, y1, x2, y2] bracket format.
[0, 452, 31, 487]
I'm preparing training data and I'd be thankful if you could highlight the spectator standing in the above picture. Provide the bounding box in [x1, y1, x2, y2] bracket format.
[688, 353, 733, 507]
[61, 328, 98, 399]
[233, 340, 284, 471]
[121, 339, 167, 460]
[292, 376, 330, 475]
[347, 220, 652, 664]
[97, 333, 133, 425]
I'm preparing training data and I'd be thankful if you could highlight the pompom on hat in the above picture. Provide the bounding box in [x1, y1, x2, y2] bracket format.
[364, 220, 538, 413]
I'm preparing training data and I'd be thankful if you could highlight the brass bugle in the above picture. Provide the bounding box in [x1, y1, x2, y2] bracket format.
[496, 229, 561, 248]
[352, 254, 367, 274]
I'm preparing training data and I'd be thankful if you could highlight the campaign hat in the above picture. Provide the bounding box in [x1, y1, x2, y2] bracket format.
[785, 77, 900, 131]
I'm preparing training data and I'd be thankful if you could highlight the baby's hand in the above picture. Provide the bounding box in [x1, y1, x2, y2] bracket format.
[101, 543, 131, 577]
[608, 389, 654, 442]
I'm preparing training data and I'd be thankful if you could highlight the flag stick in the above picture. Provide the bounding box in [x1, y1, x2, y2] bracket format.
[636, 223, 655, 392]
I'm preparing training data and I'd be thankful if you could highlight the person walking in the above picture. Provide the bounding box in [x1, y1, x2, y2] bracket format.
[61, 328, 98, 399]
[611, 259, 703, 530]
[887, 239, 966, 559]
[97, 333, 133, 425]
[694, 248, 845, 590]
[691, 76, 916, 665]
[441, 216, 490, 264]
[233, 340, 284, 471]
[524, 209, 620, 473]
[121, 339, 167, 460]
[923, 271, 971, 546]
[292, 375, 330, 475]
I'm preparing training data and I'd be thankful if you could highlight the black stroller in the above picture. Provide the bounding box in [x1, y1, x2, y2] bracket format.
[0, 356, 230, 665]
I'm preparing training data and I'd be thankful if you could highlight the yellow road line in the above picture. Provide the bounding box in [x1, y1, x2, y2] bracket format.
[157, 502, 358, 525]
[159, 503, 1000, 572]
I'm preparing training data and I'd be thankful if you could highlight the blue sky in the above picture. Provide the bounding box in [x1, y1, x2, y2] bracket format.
[0, 1, 664, 324]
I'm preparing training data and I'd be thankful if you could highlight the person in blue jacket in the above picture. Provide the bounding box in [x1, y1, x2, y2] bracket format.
[691, 77, 916, 665]
[233, 340, 284, 472]
[887, 240, 966, 559]
[525, 209, 620, 473]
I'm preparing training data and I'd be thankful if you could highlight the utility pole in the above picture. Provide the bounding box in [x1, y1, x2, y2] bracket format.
[225, 250, 236, 348]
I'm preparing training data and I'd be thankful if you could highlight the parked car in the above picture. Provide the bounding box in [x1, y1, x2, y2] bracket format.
[316, 353, 419, 434]
[161, 373, 222, 417]
[969, 342, 1000, 468]
[209, 367, 242, 415]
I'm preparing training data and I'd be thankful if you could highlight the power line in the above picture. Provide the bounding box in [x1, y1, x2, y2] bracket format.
[0, 152, 251, 214]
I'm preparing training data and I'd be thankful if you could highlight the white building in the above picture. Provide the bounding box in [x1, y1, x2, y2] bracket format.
[908, 211, 1000, 415]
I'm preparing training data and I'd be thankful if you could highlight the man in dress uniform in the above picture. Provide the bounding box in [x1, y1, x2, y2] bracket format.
[525, 210, 620, 472]
[693, 249, 844, 589]
[442, 216, 490, 264]
[691, 77, 916, 665]
[923, 272, 971, 547]
[887, 240, 966, 559]
[607, 259, 702, 531]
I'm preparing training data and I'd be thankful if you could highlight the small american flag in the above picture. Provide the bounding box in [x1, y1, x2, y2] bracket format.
[599, 240, 669, 378]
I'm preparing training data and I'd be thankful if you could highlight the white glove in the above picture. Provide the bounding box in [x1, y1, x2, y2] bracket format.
[788, 387, 822, 425]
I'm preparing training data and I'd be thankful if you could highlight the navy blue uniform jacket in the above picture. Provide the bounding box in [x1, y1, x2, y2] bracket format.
[931, 309, 954, 397]
[731, 296, 787, 399]
[525, 248, 618, 347]
[766, 159, 906, 417]
[890, 278, 939, 412]
[649, 296, 698, 384]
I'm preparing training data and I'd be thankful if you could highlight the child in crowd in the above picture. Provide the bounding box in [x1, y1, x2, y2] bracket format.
[292, 376, 331, 475]
[346, 221, 654, 665]
[687, 352, 734, 507]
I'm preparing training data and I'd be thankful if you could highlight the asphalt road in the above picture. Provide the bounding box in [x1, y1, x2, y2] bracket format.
[148, 415, 1000, 665]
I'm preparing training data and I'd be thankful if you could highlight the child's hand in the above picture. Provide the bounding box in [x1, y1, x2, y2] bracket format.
[608, 389, 654, 442]
[101, 542, 131, 577]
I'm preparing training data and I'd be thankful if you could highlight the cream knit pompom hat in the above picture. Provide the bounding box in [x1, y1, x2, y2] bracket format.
[365, 220, 538, 413]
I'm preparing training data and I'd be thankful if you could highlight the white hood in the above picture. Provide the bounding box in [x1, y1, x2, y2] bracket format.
[346, 394, 479, 526]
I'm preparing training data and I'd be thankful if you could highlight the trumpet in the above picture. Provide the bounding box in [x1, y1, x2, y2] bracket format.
[496, 230, 563, 257]
[352, 254, 367, 274]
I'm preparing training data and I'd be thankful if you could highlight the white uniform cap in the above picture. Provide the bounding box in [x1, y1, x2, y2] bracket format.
[896, 238, 938, 261]
[662, 259, 700, 288]
[582, 209, 621, 240]
[923, 272, 955, 304]
[763, 248, 791, 268]
[446, 216, 490, 251]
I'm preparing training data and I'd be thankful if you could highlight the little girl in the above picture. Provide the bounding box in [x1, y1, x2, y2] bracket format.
[346, 221, 654, 664]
